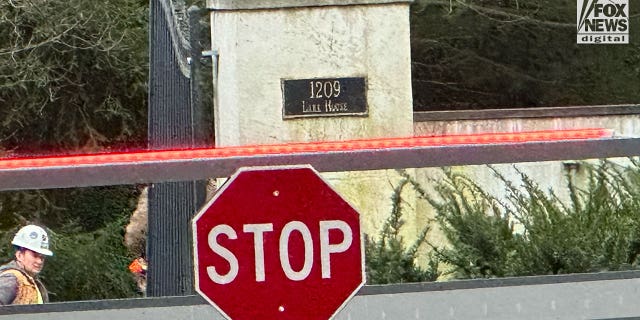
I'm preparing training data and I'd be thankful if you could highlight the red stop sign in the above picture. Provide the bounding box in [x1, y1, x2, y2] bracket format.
[192, 165, 364, 320]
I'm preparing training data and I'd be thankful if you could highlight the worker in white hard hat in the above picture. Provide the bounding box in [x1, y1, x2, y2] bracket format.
[0, 225, 53, 305]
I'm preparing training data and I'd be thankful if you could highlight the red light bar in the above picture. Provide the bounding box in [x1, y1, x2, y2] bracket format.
[0, 128, 613, 170]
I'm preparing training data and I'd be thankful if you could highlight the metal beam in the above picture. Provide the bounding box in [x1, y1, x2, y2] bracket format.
[2, 270, 640, 319]
[0, 137, 638, 191]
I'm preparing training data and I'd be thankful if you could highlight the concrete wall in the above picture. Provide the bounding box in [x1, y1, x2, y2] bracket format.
[413, 114, 640, 206]
[414, 113, 640, 139]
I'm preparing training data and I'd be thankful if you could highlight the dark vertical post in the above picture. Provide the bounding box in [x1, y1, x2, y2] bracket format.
[146, 181, 198, 296]
[147, 0, 209, 296]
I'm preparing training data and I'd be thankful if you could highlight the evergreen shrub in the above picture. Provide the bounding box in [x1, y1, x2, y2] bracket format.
[400, 159, 640, 280]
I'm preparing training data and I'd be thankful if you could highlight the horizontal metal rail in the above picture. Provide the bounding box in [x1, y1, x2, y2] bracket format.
[2, 270, 640, 319]
[0, 137, 638, 191]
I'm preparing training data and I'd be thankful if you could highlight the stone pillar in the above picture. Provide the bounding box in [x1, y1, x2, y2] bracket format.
[206, 0, 416, 243]
[207, 0, 414, 146]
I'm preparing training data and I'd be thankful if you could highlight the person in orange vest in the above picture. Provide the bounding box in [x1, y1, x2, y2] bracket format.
[128, 256, 147, 295]
[0, 225, 53, 305]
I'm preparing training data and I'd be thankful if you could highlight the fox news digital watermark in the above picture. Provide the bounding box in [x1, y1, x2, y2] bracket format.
[577, 0, 629, 44]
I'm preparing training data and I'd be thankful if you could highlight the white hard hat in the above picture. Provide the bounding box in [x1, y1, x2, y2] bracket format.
[12, 225, 53, 256]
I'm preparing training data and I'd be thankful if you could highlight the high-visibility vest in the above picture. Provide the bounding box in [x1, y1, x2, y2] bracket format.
[0, 269, 43, 304]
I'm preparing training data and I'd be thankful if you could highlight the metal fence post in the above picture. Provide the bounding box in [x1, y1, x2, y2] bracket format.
[147, 0, 209, 297]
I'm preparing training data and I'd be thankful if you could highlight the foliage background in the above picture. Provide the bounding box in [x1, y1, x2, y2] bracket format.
[367, 160, 640, 284]
[0, 186, 142, 301]
[411, 161, 640, 279]
[0, 0, 148, 154]
[0, 0, 149, 301]
[411, 0, 640, 110]
[365, 178, 440, 284]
